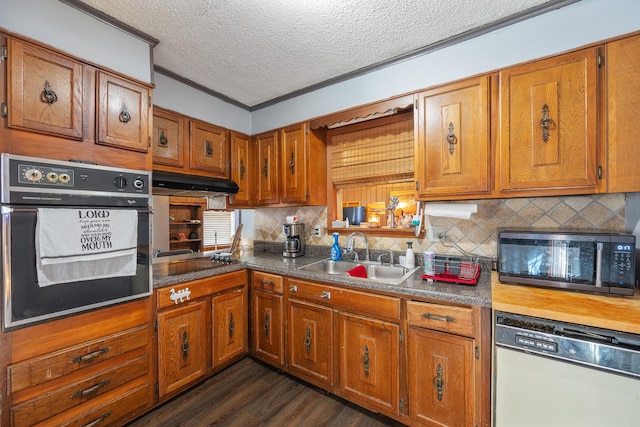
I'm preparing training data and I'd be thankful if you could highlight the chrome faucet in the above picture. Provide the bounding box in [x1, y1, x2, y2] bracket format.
[377, 250, 395, 266]
[344, 231, 370, 262]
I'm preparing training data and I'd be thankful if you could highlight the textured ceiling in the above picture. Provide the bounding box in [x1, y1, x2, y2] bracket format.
[73, 0, 564, 109]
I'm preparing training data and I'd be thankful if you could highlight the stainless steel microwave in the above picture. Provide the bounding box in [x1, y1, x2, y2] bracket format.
[498, 229, 636, 295]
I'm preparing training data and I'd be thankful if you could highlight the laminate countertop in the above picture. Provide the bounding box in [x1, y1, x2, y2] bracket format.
[153, 250, 492, 308]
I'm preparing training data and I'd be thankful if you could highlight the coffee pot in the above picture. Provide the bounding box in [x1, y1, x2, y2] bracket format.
[282, 223, 305, 258]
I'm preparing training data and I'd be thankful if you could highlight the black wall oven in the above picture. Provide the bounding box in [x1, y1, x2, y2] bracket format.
[1, 154, 151, 330]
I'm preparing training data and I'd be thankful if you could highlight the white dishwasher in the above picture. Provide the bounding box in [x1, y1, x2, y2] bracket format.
[494, 312, 640, 427]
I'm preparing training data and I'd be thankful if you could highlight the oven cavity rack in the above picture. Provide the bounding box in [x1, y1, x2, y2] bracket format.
[421, 254, 480, 285]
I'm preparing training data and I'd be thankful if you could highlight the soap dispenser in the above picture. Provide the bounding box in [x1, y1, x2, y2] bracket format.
[330, 233, 342, 261]
[405, 241, 415, 268]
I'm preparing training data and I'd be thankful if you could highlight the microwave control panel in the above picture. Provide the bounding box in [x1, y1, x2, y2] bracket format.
[612, 241, 635, 284]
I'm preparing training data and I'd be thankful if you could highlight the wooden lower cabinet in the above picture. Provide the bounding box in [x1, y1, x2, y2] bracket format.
[155, 270, 248, 401]
[157, 300, 208, 397]
[5, 299, 153, 427]
[212, 288, 248, 367]
[252, 289, 285, 366]
[251, 271, 285, 367]
[288, 298, 334, 387]
[408, 327, 475, 427]
[339, 312, 399, 415]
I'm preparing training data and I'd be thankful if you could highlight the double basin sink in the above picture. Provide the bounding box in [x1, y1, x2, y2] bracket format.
[297, 258, 420, 285]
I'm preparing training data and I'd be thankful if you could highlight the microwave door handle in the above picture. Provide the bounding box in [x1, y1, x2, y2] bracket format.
[595, 242, 603, 287]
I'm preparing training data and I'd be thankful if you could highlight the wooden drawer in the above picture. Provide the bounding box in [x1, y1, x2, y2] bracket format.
[32, 378, 150, 427]
[156, 270, 246, 309]
[11, 354, 148, 426]
[287, 279, 399, 321]
[8, 325, 149, 394]
[406, 301, 475, 338]
[253, 271, 284, 294]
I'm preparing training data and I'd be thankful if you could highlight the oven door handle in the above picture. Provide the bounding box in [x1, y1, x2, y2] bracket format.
[595, 242, 603, 287]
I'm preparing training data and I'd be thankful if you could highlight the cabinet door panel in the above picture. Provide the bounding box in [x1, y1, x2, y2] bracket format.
[408, 327, 475, 427]
[606, 34, 640, 192]
[157, 301, 207, 397]
[8, 38, 83, 139]
[288, 299, 333, 386]
[153, 107, 186, 167]
[230, 131, 252, 206]
[339, 313, 398, 415]
[255, 131, 279, 205]
[97, 71, 149, 152]
[281, 124, 307, 203]
[415, 76, 490, 197]
[190, 120, 228, 177]
[499, 48, 598, 191]
[212, 288, 247, 367]
[252, 290, 284, 366]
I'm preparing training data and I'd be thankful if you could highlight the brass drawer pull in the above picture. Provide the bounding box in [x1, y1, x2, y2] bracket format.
[259, 278, 275, 286]
[69, 347, 111, 364]
[81, 411, 112, 427]
[71, 379, 112, 399]
[321, 291, 331, 299]
[422, 313, 456, 323]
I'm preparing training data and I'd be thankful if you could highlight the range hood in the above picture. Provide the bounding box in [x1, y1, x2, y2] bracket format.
[152, 170, 239, 196]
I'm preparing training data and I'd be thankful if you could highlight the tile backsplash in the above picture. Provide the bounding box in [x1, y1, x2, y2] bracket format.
[250, 194, 626, 259]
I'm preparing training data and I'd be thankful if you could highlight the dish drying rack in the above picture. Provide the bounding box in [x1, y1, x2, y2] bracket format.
[421, 254, 481, 285]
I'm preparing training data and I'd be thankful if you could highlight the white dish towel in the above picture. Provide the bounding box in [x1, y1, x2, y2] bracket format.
[36, 208, 138, 287]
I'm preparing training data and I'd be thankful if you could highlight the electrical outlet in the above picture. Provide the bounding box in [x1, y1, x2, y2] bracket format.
[314, 225, 323, 237]
[427, 226, 445, 243]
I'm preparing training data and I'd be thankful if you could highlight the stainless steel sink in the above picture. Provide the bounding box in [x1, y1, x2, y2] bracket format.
[297, 259, 419, 285]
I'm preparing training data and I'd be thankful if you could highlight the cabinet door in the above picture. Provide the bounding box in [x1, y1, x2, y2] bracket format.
[280, 123, 307, 203]
[190, 120, 229, 177]
[153, 107, 187, 167]
[254, 131, 279, 205]
[8, 37, 83, 139]
[230, 131, 253, 206]
[339, 312, 399, 415]
[96, 71, 150, 152]
[415, 76, 491, 198]
[606, 34, 640, 193]
[288, 298, 333, 387]
[252, 290, 284, 367]
[157, 301, 207, 397]
[212, 288, 247, 367]
[408, 327, 475, 427]
[499, 47, 599, 192]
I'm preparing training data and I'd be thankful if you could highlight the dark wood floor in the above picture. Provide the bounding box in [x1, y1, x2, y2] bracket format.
[127, 357, 406, 427]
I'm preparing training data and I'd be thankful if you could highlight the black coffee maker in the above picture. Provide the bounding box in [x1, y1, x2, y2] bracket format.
[282, 223, 305, 258]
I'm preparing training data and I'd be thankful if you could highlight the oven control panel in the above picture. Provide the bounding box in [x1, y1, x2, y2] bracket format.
[1, 154, 150, 206]
[18, 163, 75, 186]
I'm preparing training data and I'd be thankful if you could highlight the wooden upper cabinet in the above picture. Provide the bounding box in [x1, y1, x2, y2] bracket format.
[230, 131, 252, 206]
[606, 34, 640, 193]
[153, 106, 187, 167]
[415, 75, 491, 198]
[280, 123, 307, 203]
[97, 70, 150, 152]
[7, 37, 83, 139]
[499, 47, 599, 193]
[190, 120, 229, 177]
[254, 130, 279, 205]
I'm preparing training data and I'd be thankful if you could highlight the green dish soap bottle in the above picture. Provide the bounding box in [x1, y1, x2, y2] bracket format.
[330, 233, 342, 261]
